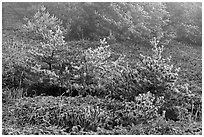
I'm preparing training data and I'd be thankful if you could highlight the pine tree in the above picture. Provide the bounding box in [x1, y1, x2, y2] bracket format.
[23, 5, 67, 85]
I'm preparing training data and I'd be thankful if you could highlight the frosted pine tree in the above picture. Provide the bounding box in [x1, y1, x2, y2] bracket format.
[23, 5, 67, 85]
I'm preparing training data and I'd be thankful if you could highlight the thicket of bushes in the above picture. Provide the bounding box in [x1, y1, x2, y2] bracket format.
[2, 2, 202, 45]
[2, 5, 202, 135]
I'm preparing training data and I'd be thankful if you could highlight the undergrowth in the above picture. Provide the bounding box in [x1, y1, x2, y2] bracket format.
[2, 38, 202, 135]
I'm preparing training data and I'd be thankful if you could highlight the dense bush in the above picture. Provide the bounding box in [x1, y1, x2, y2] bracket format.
[100, 38, 180, 101]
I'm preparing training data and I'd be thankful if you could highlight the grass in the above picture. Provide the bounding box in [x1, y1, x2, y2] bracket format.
[2, 94, 202, 135]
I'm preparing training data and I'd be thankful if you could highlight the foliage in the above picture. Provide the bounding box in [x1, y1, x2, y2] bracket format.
[99, 3, 170, 43]
[84, 38, 122, 86]
[2, 3, 202, 135]
[2, 31, 30, 88]
[21, 6, 106, 97]
[165, 2, 202, 45]
[22, 5, 70, 91]
[137, 38, 180, 96]
[22, 5, 66, 42]
[3, 2, 202, 45]
[102, 38, 180, 101]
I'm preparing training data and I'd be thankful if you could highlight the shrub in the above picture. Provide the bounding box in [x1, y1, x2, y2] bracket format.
[22, 5, 77, 96]
[22, 5, 67, 73]
[102, 37, 180, 101]
[136, 37, 180, 96]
